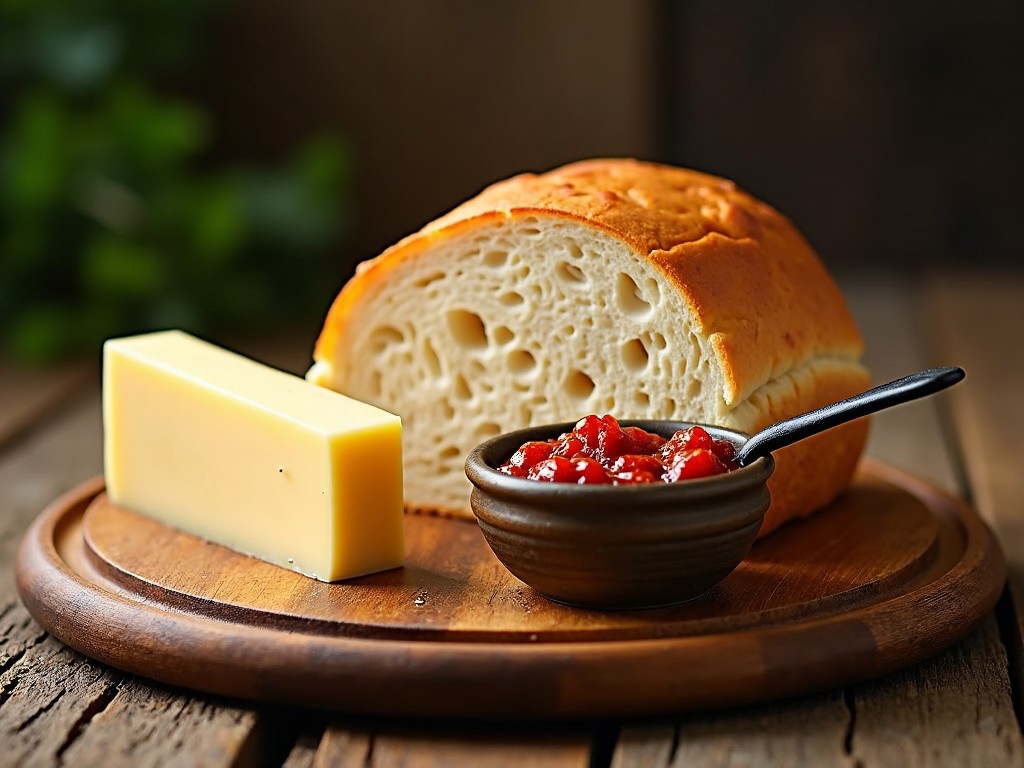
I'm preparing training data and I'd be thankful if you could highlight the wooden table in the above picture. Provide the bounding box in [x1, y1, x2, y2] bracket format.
[2, 273, 1022, 767]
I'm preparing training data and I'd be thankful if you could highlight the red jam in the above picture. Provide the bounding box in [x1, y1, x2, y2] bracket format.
[497, 415, 739, 485]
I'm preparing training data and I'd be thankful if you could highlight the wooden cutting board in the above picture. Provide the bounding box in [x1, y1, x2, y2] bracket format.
[15, 459, 1005, 719]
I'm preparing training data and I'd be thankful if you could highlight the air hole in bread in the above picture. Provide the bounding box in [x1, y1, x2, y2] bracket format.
[555, 261, 588, 286]
[507, 349, 537, 374]
[615, 273, 653, 318]
[519, 224, 542, 237]
[447, 309, 488, 350]
[564, 369, 595, 401]
[422, 338, 442, 378]
[413, 272, 446, 288]
[441, 401, 455, 419]
[493, 325, 514, 346]
[651, 331, 667, 350]
[621, 338, 649, 372]
[685, 379, 703, 399]
[563, 324, 577, 337]
[439, 445, 461, 461]
[453, 373, 472, 401]
[369, 326, 405, 353]
[567, 243, 583, 259]
[634, 391, 651, 408]
[482, 250, 508, 268]
[478, 421, 502, 438]
[499, 291, 525, 308]
[686, 332, 702, 367]
[644, 277, 662, 306]
[369, 370, 383, 397]
[664, 397, 678, 414]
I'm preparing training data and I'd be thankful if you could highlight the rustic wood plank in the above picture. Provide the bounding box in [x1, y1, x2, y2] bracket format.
[59, 679, 262, 768]
[844, 277, 1022, 766]
[623, 617, 1022, 768]
[609, 723, 674, 768]
[314, 723, 593, 768]
[923, 271, 1024, 746]
[922, 273, 1024, 566]
[0, 392, 102, 597]
[822, 274, 1024, 767]
[845, 277, 960, 492]
[0, 627, 122, 768]
[283, 728, 324, 768]
[0, 361, 93, 450]
[614, 691, 852, 768]
[1002, 575, 1024, 732]
[848, 615, 1021, 767]
[311, 728, 372, 768]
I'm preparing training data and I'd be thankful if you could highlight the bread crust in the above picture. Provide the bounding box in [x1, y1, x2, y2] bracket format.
[313, 159, 870, 535]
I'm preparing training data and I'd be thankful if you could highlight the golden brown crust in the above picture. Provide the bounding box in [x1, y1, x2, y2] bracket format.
[316, 159, 863, 405]
[743, 364, 871, 536]
[314, 158, 870, 534]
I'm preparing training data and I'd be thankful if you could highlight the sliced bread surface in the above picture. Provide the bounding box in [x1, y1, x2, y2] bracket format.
[308, 159, 870, 535]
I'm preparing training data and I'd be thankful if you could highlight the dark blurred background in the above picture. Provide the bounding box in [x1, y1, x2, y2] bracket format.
[2, 0, 1021, 364]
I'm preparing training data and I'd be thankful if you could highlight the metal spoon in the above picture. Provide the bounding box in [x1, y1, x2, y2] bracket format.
[735, 366, 965, 467]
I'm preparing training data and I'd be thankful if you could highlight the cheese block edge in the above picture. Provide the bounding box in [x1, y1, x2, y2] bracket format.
[102, 330, 404, 581]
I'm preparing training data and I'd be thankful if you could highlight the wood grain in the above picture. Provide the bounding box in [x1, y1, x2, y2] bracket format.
[0, 361, 93, 451]
[613, 691, 853, 767]
[845, 278, 960, 491]
[14, 462, 1005, 720]
[57, 680, 260, 768]
[282, 727, 325, 768]
[0, 629, 120, 768]
[923, 272, 1024, 753]
[77, 473, 947, 642]
[923, 273, 1024, 566]
[848, 615, 1022, 767]
[313, 724, 593, 768]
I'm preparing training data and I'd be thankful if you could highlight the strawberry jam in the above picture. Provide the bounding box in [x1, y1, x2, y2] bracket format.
[497, 415, 739, 485]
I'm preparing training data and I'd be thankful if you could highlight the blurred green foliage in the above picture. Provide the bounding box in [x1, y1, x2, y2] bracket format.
[0, 0, 352, 364]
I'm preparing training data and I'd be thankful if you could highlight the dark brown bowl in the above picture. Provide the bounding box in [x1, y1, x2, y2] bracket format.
[464, 420, 775, 609]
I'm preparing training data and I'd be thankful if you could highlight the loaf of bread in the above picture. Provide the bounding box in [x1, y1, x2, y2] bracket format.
[308, 159, 870, 536]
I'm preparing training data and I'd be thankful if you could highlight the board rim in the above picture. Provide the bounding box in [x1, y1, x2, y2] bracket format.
[14, 460, 1007, 719]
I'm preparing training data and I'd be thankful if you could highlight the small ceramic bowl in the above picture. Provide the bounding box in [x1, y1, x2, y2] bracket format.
[464, 420, 775, 609]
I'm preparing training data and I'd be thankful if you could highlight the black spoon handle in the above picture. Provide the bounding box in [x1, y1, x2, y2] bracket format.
[735, 366, 965, 467]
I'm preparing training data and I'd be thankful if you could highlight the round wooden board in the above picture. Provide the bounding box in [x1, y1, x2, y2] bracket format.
[15, 460, 1006, 719]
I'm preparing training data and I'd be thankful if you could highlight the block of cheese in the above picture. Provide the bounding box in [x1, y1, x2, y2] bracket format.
[103, 330, 404, 581]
